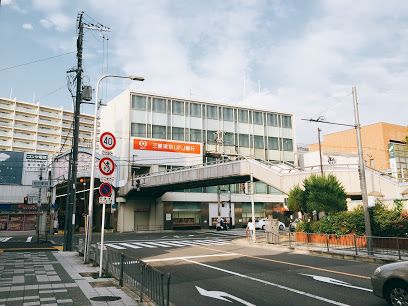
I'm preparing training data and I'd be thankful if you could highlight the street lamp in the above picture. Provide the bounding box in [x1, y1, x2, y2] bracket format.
[84, 74, 144, 266]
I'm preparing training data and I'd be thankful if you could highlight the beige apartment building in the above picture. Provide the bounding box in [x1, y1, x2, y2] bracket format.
[309, 122, 407, 174]
[0, 97, 95, 154]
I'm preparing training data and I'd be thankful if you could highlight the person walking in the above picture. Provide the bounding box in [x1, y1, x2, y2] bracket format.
[246, 218, 254, 241]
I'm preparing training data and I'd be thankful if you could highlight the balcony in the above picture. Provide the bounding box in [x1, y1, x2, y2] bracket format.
[38, 118, 60, 127]
[0, 121, 12, 128]
[37, 135, 60, 144]
[14, 114, 36, 122]
[0, 139, 11, 146]
[14, 123, 35, 131]
[15, 105, 38, 115]
[12, 141, 35, 150]
[37, 127, 60, 135]
[79, 125, 94, 132]
[39, 110, 61, 119]
[80, 117, 95, 125]
[0, 102, 13, 111]
[0, 112, 13, 119]
[13, 133, 36, 140]
[0, 130, 11, 137]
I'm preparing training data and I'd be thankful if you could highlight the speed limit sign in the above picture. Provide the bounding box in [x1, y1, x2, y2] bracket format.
[100, 132, 116, 151]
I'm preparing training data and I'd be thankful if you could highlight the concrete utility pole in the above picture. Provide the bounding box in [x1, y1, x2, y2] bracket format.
[36, 166, 43, 243]
[352, 86, 373, 254]
[318, 128, 323, 175]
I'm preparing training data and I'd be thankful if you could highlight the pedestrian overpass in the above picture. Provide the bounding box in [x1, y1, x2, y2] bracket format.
[120, 158, 407, 200]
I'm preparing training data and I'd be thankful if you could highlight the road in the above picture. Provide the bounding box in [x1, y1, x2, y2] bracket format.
[1, 230, 388, 305]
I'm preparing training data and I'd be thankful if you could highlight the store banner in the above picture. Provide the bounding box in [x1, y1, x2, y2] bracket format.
[132, 138, 203, 166]
[0, 151, 24, 185]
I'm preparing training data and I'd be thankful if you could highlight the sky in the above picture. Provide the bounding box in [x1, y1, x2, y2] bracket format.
[0, 0, 407, 145]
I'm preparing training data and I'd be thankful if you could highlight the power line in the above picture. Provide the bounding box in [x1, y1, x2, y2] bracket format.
[0, 51, 75, 72]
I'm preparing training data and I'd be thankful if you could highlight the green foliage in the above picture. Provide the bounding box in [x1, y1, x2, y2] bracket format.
[303, 174, 347, 214]
[287, 185, 306, 213]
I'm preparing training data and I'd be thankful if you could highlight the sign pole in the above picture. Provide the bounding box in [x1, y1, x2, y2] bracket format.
[99, 202, 106, 277]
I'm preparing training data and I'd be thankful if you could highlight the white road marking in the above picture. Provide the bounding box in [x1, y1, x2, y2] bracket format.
[26, 236, 32, 242]
[130, 242, 157, 248]
[0, 237, 12, 242]
[144, 253, 240, 263]
[300, 274, 372, 292]
[142, 241, 171, 248]
[196, 286, 255, 306]
[118, 243, 141, 249]
[184, 259, 350, 306]
[105, 243, 126, 250]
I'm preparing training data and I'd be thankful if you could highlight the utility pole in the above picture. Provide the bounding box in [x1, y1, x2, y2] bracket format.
[352, 86, 373, 254]
[36, 166, 43, 243]
[318, 128, 323, 175]
[64, 12, 84, 251]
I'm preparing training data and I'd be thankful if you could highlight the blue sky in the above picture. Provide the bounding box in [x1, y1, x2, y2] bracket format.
[0, 0, 407, 144]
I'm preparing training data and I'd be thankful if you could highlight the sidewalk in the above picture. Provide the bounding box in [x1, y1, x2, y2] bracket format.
[0, 251, 147, 306]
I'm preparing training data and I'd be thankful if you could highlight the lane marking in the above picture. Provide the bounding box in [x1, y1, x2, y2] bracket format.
[196, 286, 255, 306]
[26, 237, 32, 242]
[0, 237, 12, 242]
[131, 242, 157, 248]
[142, 241, 172, 248]
[118, 243, 141, 249]
[194, 245, 370, 280]
[184, 259, 349, 306]
[144, 253, 240, 263]
[300, 274, 372, 292]
[103, 237, 231, 243]
[105, 243, 126, 250]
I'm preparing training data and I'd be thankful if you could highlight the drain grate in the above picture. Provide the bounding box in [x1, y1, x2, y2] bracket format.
[90, 281, 116, 288]
[90, 296, 122, 302]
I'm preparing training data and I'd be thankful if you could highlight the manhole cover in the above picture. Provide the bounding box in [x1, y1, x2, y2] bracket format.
[90, 296, 122, 302]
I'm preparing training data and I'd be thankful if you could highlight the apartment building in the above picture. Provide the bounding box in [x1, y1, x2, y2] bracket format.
[0, 97, 95, 154]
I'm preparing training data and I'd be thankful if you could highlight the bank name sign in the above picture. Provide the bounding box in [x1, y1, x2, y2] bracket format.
[132, 138, 203, 166]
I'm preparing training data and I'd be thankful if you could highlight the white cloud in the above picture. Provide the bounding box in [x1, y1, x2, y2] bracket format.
[22, 23, 33, 30]
[2, 0, 26, 13]
[39, 13, 72, 32]
[32, 0, 64, 12]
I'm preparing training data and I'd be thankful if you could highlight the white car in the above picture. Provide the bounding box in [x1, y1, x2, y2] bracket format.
[255, 218, 285, 231]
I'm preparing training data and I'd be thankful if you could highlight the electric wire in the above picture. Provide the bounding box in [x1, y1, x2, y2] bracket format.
[0, 52, 75, 72]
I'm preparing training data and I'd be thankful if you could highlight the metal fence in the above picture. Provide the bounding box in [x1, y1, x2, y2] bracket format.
[135, 224, 164, 232]
[280, 232, 408, 260]
[75, 239, 170, 306]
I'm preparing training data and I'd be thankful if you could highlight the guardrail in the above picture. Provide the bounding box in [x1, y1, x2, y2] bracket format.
[75, 239, 171, 306]
[280, 232, 408, 260]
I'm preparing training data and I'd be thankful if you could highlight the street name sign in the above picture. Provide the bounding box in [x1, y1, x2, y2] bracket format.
[32, 180, 49, 188]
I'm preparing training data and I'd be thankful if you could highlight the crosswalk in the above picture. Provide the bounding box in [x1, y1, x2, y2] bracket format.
[104, 239, 232, 250]
[0, 237, 12, 242]
[0, 236, 33, 242]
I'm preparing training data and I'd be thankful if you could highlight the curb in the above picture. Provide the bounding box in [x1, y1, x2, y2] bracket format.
[0, 247, 60, 252]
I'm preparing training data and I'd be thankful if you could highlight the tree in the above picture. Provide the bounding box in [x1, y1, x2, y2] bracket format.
[303, 174, 347, 214]
[287, 185, 306, 214]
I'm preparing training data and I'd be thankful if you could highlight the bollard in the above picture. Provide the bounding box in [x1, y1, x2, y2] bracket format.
[119, 254, 124, 287]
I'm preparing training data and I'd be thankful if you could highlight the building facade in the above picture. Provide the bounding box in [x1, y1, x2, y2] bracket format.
[0, 97, 95, 154]
[101, 90, 296, 231]
[309, 122, 408, 175]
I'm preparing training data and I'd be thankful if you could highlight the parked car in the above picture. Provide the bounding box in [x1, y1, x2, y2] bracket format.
[255, 218, 285, 231]
[371, 261, 408, 305]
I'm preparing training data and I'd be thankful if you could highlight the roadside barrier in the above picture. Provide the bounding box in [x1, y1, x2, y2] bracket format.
[75, 238, 170, 306]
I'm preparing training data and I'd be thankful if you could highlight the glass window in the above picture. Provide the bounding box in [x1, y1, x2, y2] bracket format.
[172, 127, 184, 141]
[254, 135, 264, 149]
[153, 98, 166, 113]
[255, 182, 268, 194]
[207, 130, 217, 144]
[190, 129, 202, 142]
[190, 103, 201, 117]
[283, 138, 293, 151]
[268, 137, 279, 150]
[239, 109, 248, 123]
[131, 123, 146, 137]
[282, 115, 292, 128]
[224, 132, 234, 146]
[152, 125, 166, 139]
[254, 112, 263, 125]
[131, 95, 146, 110]
[267, 113, 278, 126]
[207, 105, 218, 120]
[223, 108, 233, 121]
[172, 100, 184, 115]
[239, 134, 249, 147]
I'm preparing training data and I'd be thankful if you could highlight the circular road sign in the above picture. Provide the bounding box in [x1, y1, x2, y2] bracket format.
[99, 182, 113, 197]
[100, 132, 116, 151]
[99, 157, 115, 176]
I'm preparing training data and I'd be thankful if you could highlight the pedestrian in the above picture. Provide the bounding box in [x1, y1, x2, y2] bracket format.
[246, 218, 254, 241]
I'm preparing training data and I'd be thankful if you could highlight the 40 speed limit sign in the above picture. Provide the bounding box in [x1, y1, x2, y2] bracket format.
[100, 132, 116, 151]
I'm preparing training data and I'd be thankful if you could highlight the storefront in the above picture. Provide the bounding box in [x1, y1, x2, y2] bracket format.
[0, 203, 37, 231]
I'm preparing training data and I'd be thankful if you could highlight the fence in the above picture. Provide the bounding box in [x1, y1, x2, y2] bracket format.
[135, 224, 164, 232]
[281, 232, 408, 260]
[75, 239, 170, 306]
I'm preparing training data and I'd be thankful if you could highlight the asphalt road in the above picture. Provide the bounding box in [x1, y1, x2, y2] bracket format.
[1, 230, 389, 305]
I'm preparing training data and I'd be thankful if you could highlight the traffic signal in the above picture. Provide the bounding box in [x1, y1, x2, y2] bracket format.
[24, 196, 28, 205]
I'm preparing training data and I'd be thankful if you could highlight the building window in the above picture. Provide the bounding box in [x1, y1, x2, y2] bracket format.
[172, 127, 184, 141]
[152, 125, 166, 139]
[268, 137, 279, 150]
[254, 135, 264, 149]
[190, 129, 202, 142]
[254, 112, 263, 125]
[153, 98, 166, 113]
[267, 113, 278, 126]
[207, 130, 217, 144]
[282, 115, 292, 128]
[172, 100, 184, 116]
[207, 105, 218, 120]
[239, 134, 249, 147]
[239, 109, 249, 123]
[190, 103, 201, 117]
[283, 138, 293, 151]
[224, 132, 234, 146]
[131, 95, 146, 110]
[223, 108, 233, 121]
[131, 123, 146, 137]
